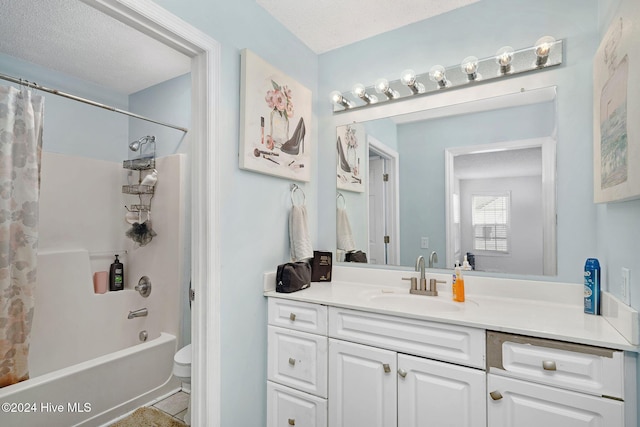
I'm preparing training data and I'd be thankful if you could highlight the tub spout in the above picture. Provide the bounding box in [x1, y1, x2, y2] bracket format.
[128, 308, 148, 319]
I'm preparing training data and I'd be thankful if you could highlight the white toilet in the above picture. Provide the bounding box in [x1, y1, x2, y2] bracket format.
[173, 343, 192, 425]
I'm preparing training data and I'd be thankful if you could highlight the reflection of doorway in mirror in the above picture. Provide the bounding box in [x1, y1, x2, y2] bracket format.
[367, 136, 400, 265]
[445, 137, 557, 276]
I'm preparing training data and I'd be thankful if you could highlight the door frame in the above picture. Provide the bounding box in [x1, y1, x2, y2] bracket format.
[82, 1, 221, 425]
[367, 136, 400, 265]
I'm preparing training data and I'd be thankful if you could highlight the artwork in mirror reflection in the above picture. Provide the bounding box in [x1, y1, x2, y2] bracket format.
[335, 90, 558, 276]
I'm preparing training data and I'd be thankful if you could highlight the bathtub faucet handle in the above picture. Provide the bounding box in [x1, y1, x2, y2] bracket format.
[135, 276, 152, 298]
[128, 308, 148, 319]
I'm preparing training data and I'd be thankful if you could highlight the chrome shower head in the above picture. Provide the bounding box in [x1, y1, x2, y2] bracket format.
[129, 135, 155, 152]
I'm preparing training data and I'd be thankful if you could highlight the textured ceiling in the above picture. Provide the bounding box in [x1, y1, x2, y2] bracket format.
[0, 0, 478, 94]
[0, 0, 191, 94]
[257, 0, 480, 54]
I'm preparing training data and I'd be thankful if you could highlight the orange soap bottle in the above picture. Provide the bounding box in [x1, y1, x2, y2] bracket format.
[452, 266, 465, 302]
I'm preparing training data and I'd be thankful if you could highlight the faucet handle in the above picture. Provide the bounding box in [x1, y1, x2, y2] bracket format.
[402, 277, 418, 291]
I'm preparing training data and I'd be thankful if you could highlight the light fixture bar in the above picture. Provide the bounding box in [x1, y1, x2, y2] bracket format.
[330, 38, 563, 113]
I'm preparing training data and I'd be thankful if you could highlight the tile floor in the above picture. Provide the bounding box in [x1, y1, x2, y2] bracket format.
[152, 390, 190, 424]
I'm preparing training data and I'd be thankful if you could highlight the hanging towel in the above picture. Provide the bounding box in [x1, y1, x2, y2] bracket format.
[336, 207, 356, 252]
[289, 204, 313, 261]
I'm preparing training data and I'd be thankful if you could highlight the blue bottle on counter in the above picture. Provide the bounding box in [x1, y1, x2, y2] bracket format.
[584, 258, 601, 315]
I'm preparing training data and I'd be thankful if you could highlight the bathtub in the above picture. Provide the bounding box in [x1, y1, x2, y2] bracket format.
[0, 249, 182, 426]
[0, 333, 178, 427]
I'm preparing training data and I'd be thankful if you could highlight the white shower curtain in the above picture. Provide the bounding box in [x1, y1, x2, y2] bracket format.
[0, 85, 44, 388]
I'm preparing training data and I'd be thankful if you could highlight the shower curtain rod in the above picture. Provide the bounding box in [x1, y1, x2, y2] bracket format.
[0, 71, 188, 133]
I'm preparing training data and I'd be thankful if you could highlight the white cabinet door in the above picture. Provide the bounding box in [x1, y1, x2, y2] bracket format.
[398, 354, 486, 427]
[488, 374, 624, 427]
[329, 339, 397, 427]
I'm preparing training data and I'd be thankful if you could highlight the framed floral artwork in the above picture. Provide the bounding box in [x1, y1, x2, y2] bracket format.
[593, 13, 640, 203]
[239, 49, 311, 182]
[336, 123, 365, 192]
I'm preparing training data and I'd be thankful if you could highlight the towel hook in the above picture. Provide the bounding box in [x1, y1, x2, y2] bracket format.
[337, 192, 346, 209]
[290, 183, 305, 206]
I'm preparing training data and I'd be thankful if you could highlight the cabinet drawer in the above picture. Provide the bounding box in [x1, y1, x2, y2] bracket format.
[267, 381, 327, 427]
[269, 298, 328, 335]
[487, 331, 624, 398]
[329, 307, 485, 369]
[268, 326, 328, 397]
[487, 374, 623, 427]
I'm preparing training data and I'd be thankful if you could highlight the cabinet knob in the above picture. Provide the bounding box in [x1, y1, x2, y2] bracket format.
[288, 418, 295, 425]
[383, 363, 391, 373]
[398, 368, 407, 378]
[289, 357, 296, 366]
[542, 360, 557, 371]
[489, 391, 503, 401]
[289, 313, 296, 321]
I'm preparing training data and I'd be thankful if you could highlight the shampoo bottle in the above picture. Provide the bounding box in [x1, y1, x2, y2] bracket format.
[109, 254, 124, 291]
[452, 266, 465, 302]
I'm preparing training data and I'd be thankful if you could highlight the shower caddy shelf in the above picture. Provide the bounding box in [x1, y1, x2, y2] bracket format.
[122, 156, 155, 213]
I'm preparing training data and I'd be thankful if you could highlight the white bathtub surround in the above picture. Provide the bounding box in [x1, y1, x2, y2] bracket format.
[264, 265, 639, 350]
[0, 152, 188, 426]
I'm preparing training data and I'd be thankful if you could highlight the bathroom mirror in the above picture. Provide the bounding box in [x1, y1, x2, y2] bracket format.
[335, 87, 557, 276]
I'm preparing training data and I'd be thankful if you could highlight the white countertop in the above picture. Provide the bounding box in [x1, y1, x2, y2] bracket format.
[264, 266, 639, 352]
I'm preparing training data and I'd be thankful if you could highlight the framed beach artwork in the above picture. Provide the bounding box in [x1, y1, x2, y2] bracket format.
[593, 11, 640, 203]
[336, 123, 365, 192]
[239, 49, 311, 182]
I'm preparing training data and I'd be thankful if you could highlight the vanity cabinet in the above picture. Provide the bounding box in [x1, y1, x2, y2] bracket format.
[328, 307, 487, 427]
[267, 298, 328, 427]
[266, 297, 637, 427]
[486, 331, 634, 427]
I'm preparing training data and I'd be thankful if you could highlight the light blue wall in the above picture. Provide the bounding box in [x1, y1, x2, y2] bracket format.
[0, 53, 129, 161]
[128, 73, 191, 157]
[396, 101, 556, 267]
[148, 2, 319, 426]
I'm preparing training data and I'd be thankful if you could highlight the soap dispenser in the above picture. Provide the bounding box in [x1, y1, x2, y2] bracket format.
[109, 255, 124, 291]
[452, 266, 465, 302]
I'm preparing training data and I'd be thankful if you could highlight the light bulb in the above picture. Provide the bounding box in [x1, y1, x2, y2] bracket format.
[375, 78, 390, 93]
[495, 46, 514, 74]
[400, 69, 424, 94]
[428, 65, 447, 88]
[374, 78, 399, 100]
[460, 56, 479, 80]
[351, 83, 378, 104]
[352, 83, 366, 97]
[330, 90, 352, 109]
[534, 36, 555, 66]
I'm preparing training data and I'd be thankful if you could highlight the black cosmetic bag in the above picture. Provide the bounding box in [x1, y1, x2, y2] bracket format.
[276, 261, 311, 293]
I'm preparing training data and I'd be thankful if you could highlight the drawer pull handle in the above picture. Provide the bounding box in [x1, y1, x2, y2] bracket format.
[489, 391, 503, 401]
[289, 357, 296, 366]
[398, 368, 407, 378]
[542, 360, 557, 371]
[383, 363, 391, 373]
[289, 313, 296, 321]
[288, 419, 295, 425]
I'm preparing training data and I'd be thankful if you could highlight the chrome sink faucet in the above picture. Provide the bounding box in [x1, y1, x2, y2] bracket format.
[429, 251, 438, 268]
[403, 255, 442, 296]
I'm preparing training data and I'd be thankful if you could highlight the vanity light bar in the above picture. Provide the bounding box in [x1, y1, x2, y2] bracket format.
[330, 38, 563, 112]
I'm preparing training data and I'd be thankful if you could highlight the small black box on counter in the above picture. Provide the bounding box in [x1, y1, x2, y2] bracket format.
[311, 251, 332, 282]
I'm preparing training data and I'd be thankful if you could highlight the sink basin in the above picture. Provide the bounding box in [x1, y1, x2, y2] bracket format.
[364, 291, 465, 313]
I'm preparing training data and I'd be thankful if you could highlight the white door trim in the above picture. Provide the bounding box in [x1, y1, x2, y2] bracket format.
[81, 1, 221, 426]
[367, 136, 400, 265]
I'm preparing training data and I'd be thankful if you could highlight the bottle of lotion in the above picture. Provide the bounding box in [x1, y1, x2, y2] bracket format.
[452, 266, 465, 302]
[109, 255, 124, 291]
